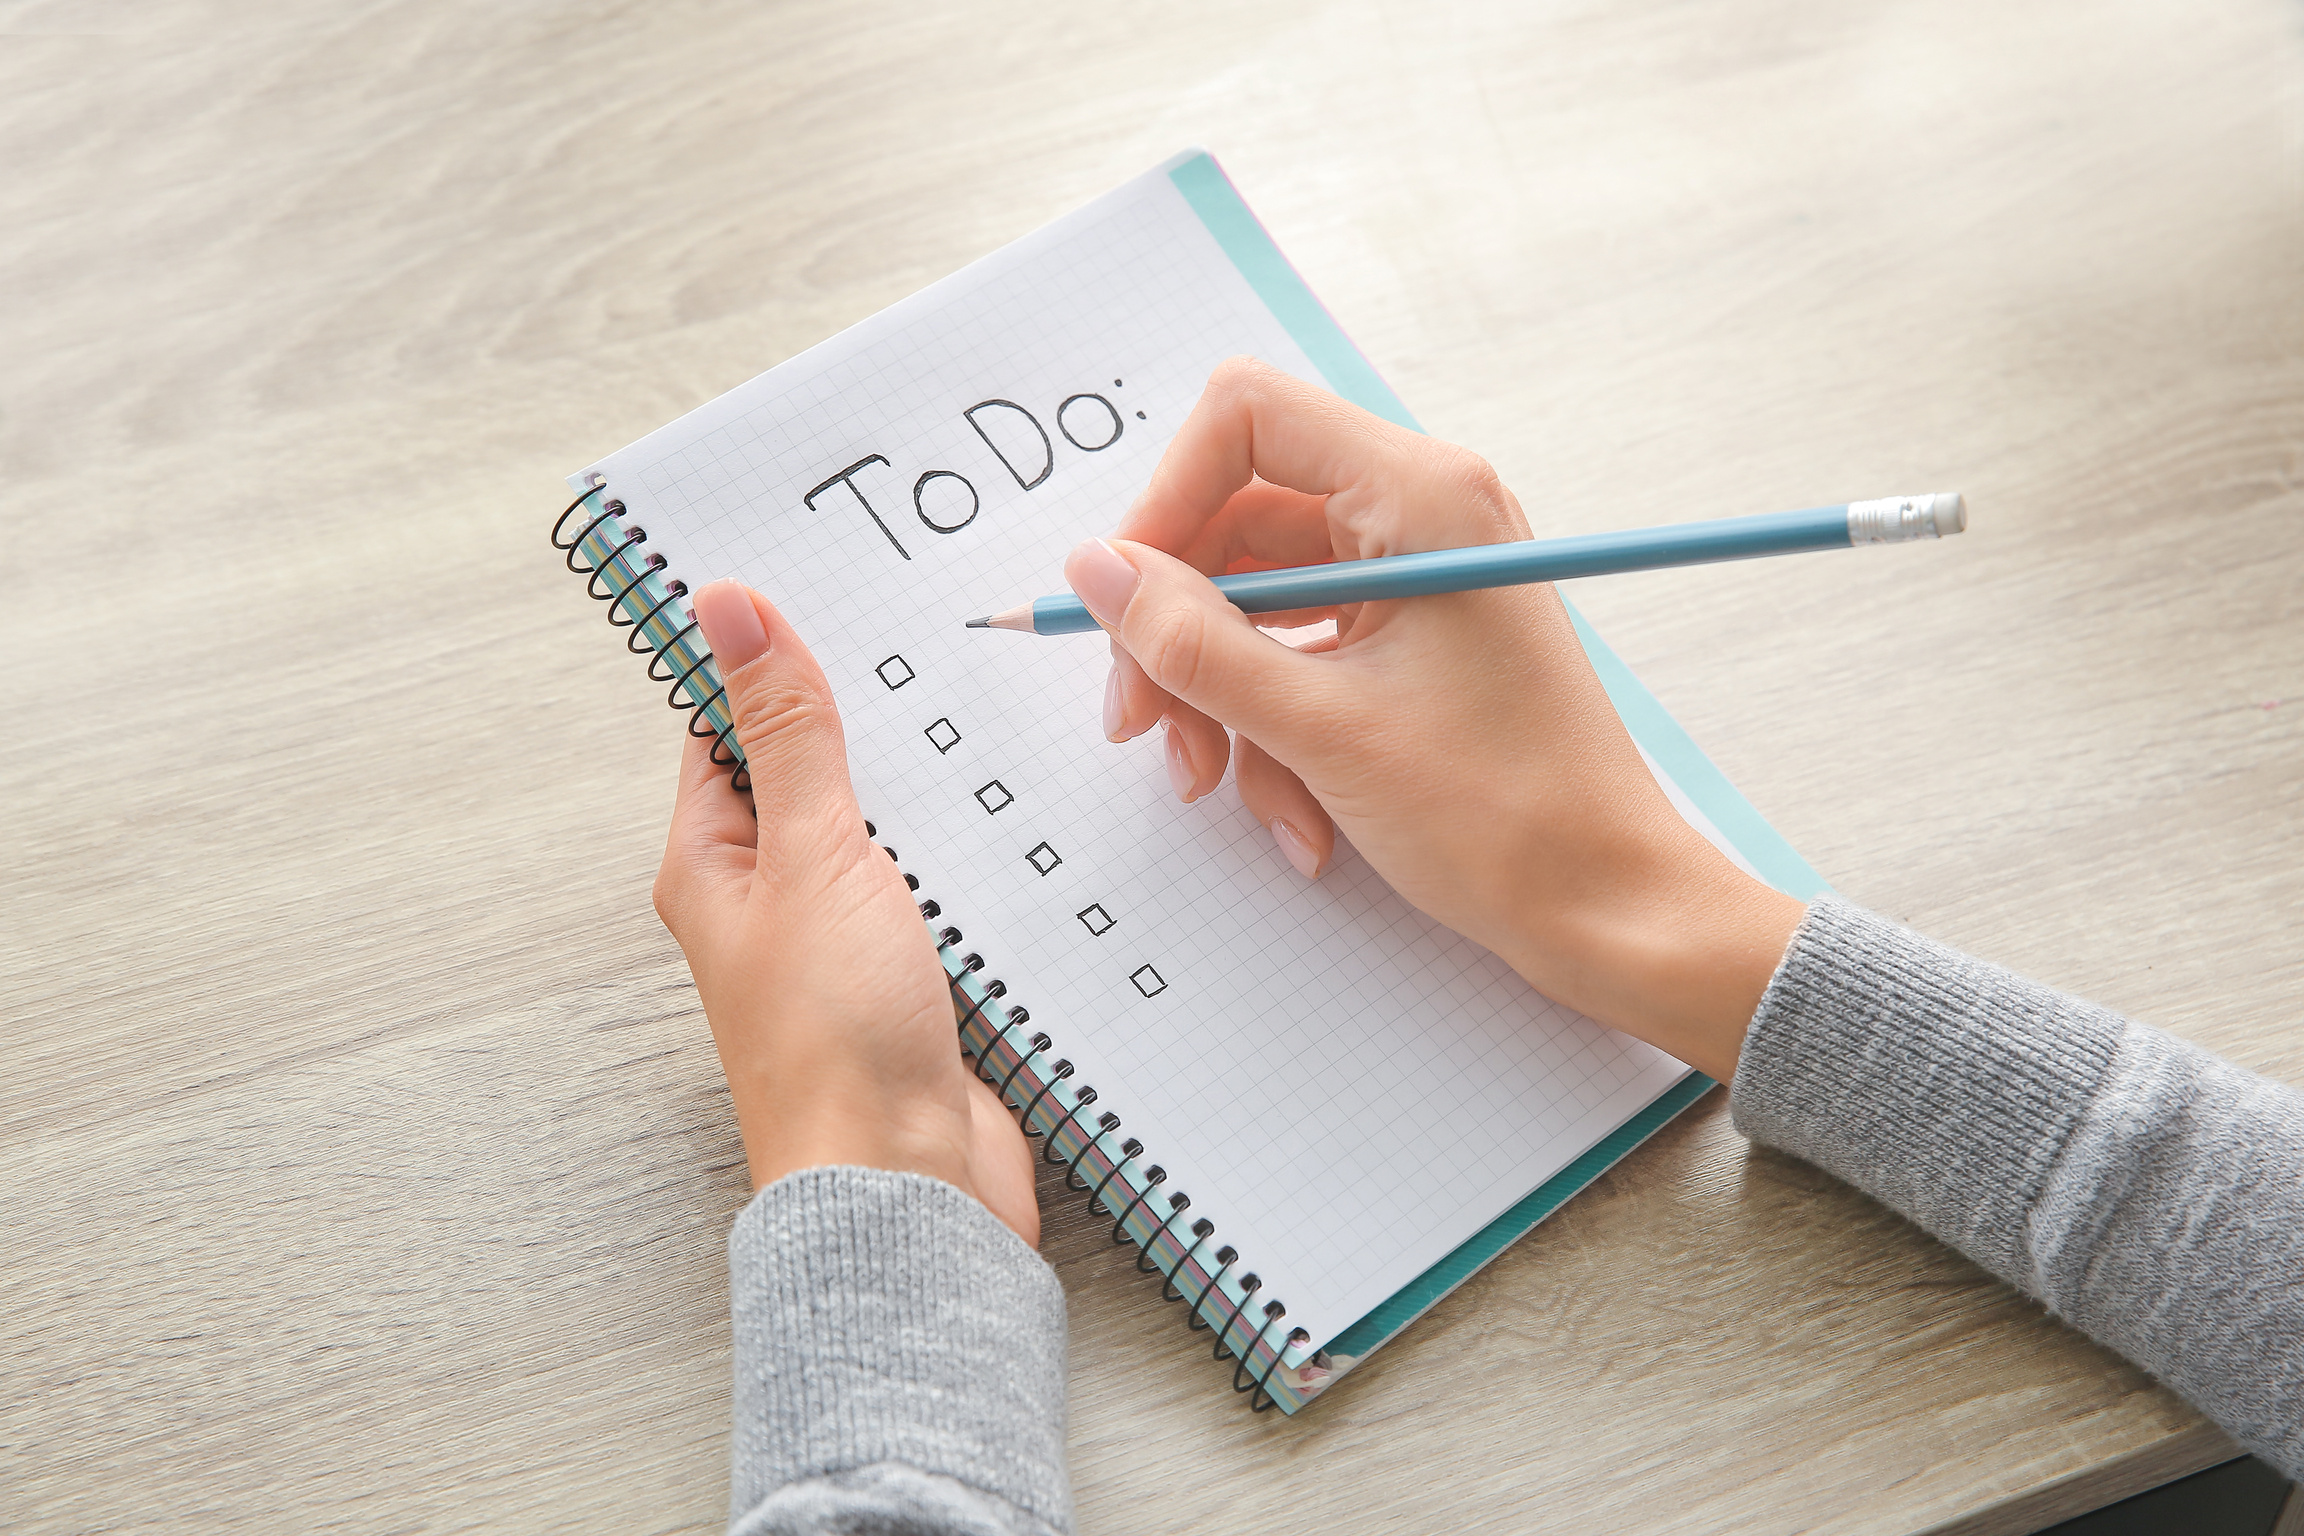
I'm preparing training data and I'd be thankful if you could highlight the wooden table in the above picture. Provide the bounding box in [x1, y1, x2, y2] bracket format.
[5, 0, 2298, 1530]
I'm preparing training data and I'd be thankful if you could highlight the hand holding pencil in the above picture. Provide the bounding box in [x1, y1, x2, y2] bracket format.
[967, 486, 1961, 635]
[1046, 358, 1809, 1079]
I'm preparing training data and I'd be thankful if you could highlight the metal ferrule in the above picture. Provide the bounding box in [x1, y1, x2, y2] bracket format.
[1847, 493, 1963, 543]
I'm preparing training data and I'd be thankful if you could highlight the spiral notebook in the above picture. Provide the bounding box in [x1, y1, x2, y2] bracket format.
[551, 150, 1826, 1413]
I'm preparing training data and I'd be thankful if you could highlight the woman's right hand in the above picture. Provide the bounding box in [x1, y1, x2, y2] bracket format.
[1066, 358, 1802, 1080]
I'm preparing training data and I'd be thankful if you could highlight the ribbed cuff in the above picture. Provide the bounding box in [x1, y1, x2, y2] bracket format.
[727, 1166, 1070, 1531]
[1730, 897, 2126, 1282]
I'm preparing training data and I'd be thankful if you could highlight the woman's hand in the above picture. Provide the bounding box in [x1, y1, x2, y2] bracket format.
[653, 579, 1038, 1242]
[1069, 358, 1802, 1080]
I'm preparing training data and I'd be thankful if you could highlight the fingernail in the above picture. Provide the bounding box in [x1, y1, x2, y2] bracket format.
[1164, 723, 1195, 802]
[1102, 666, 1125, 741]
[1066, 538, 1142, 626]
[694, 579, 770, 670]
[1271, 818, 1322, 878]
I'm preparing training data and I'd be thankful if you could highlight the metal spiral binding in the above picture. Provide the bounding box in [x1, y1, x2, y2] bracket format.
[550, 480, 1320, 1411]
[924, 916, 1317, 1413]
[551, 480, 749, 791]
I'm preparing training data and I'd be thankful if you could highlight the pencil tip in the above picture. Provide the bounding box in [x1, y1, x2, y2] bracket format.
[966, 603, 1037, 633]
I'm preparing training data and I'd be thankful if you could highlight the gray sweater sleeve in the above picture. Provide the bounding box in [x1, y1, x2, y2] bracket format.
[1733, 897, 2304, 1478]
[726, 1166, 1072, 1536]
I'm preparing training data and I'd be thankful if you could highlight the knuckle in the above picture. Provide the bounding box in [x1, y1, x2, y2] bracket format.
[650, 867, 683, 932]
[731, 671, 836, 762]
[1437, 446, 1523, 535]
[1207, 355, 1285, 421]
[1208, 354, 1263, 395]
[1445, 445, 1501, 499]
[1136, 600, 1211, 700]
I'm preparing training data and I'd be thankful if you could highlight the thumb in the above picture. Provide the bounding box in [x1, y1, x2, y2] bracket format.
[1065, 538, 1341, 759]
[691, 579, 869, 869]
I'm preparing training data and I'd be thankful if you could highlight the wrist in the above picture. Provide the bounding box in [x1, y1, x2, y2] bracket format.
[723, 1050, 979, 1196]
[1503, 833, 1803, 1082]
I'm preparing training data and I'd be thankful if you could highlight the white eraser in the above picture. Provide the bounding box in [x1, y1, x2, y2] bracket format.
[1929, 492, 1967, 536]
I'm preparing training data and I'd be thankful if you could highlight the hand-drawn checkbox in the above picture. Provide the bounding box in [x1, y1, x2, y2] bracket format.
[974, 780, 1014, 814]
[924, 717, 961, 753]
[1024, 841, 1062, 876]
[876, 655, 914, 690]
[1130, 964, 1167, 998]
[1076, 903, 1115, 937]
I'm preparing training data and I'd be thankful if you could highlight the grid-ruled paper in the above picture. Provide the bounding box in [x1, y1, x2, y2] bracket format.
[577, 161, 1691, 1351]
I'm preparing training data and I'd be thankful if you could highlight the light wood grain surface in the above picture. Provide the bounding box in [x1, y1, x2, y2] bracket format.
[4, 0, 2298, 1531]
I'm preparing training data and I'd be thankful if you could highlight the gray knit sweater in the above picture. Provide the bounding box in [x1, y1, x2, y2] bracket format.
[725, 898, 2304, 1534]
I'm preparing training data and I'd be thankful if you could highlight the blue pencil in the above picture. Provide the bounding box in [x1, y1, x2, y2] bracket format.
[964, 493, 1966, 635]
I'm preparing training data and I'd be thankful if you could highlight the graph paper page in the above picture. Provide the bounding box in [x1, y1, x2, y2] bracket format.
[577, 158, 1693, 1350]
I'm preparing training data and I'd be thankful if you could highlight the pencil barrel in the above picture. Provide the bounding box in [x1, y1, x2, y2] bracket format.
[1207, 504, 1854, 617]
[1020, 499, 1961, 633]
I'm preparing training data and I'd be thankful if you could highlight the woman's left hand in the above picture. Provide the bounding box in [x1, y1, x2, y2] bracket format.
[652, 578, 1039, 1244]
